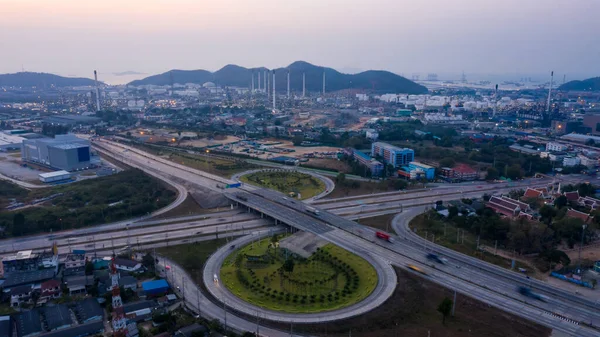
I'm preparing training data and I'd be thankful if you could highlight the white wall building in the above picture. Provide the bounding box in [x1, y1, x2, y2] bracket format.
[563, 156, 581, 167]
[546, 142, 568, 152]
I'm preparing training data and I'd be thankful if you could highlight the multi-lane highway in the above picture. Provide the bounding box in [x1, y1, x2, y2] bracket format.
[81, 138, 599, 336]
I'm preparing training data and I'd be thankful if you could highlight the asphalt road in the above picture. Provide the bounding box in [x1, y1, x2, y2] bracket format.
[90, 139, 600, 336]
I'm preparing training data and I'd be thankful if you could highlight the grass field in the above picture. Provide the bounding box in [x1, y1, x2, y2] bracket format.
[220, 237, 377, 313]
[240, 171, 325, 200]
[157, 238, 232, 287]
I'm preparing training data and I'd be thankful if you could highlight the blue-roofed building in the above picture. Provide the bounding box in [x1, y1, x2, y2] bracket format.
[408, 161, 436, 180]
[142, 279, 169, 296]
[352, 150, 383, 176]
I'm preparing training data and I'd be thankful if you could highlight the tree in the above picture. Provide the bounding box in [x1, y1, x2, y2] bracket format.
[336, 173, 346, 185]
[554, 195, 568, 209]
[292, 135, 304, 146]
[437, 297, 453, 324]
[142, 253, 155, 273]
[486, 167, 499, 180]
[448, 206, 459, 218]
[13, 213, 25, 235]
[283, 259, 295, 274]
[85, 261, 94, 275]
[586, 139, 595, 146]
[506, 164, 523, 180]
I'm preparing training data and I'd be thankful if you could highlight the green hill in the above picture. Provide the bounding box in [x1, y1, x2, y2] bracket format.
[559, 77, 600, 92]
[0, 72, 98, 87]
[128, 61, 427, 94]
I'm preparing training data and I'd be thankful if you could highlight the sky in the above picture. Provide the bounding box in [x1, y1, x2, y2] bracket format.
[1, 0, 599, 84]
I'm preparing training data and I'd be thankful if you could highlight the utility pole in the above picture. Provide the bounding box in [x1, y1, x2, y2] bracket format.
[452, 290, 457, 316]
[578, 224, 588, 273]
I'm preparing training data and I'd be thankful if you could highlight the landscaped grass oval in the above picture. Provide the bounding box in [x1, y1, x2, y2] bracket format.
[240, 171, 325, 200]
[220, 236, 378, 313]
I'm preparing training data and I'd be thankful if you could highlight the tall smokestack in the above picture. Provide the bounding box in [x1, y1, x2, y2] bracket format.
[263, 70, 267, 93]
[267, 71, 270, 99]
[287, 70, 290, 99]
[258, 71, 261, 91]
[546, 71, 554, 113]
[322, 69, 326, 95]
[492, 84, 498, 118]
[272, 70, 276, 110]
[303, 72, 306, 97]
[93, 70, 101, 112]
[251, 71, 255, 92]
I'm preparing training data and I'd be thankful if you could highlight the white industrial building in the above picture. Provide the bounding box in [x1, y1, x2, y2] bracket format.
[546, 142, 568, 152]
[39, 170, 72, 183]
[563, 156, 581, 167]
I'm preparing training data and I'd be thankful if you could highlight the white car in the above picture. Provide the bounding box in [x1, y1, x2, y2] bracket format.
[214, 274, 219, 283]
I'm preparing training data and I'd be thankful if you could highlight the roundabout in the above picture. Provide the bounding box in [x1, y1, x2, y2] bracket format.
[232, 168, 335, 201]
[203, 229, 397, 323]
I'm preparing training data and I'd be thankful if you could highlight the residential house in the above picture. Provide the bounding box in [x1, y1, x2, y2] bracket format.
[38, 279, 61, 304]
[0, 316, 12, 337]
[175, 323, 208, 337]
[119, 276, 138, 291]
[41, 304, 72, 331]
[14, 309, 43, 337]
[64, 275, 94, 296]
[114, 258, 143, 273]
[10, 285, 32, 307]
[72, 298, 104, 324]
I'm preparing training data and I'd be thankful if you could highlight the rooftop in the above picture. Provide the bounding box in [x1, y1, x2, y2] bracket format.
[42, 304, 72, 330]
[15, 309, 43, 337]
[2, 269, 56, 288]
[39, 170, 71, 179]
[72, 298, 104, 323]
[409, 161, 435, 169]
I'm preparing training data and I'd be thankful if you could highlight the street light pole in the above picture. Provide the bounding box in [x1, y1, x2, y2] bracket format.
[578, 224, 588, 273]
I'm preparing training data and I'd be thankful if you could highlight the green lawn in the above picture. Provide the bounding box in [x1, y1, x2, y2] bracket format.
[240, 171, 325, 200]
[157, 238, 232, 282]
[220, 237, 377, 313]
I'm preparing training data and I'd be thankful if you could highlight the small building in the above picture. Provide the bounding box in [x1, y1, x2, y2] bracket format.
[38, 170, 72, 183]
[566, 209, 592, 223]
[2, 269, 57, 290]
[0, 316, 13, 337]
[142, 279, 169, 296]
[119, 276, 138, 290]
[123, 300, 156, 316]
[564, 191, 580, 202]
[10, 285, 32, 307]
[440, 164, 477, 181]
[175, 323, 209, 337]
[41, 304, 73, 331]
[486, 196, 529, 217]
[114, 258, 143, 272]
[352, 150, 383, 176]
[14, 309, 43, 337]
[408, 161, 435, 180]
[72, 298, 104, 324]
[563, 156, 581, 167]
[64, 275, 94, 295]
[39, 279, 61, 304]
[579, 196, 600, 210]
[40, 320, 104, 337]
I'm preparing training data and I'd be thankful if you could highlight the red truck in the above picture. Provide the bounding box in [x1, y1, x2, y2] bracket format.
[376, 231, 394, 242]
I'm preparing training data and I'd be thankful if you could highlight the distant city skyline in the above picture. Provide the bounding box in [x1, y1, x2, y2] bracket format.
[1, 0, 599, 84]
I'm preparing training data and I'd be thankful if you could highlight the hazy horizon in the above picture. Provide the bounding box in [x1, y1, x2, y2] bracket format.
[2, 0, 599, 84]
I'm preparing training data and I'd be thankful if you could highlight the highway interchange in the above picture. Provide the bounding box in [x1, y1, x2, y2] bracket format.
[2, 137, 599, 336]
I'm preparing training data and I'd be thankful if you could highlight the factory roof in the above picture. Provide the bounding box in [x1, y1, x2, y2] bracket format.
[409, 161, 435, 169]
[0, 316, 12, 337]
[2, 269, 56, 288]
[39, 170, 71, 179]
[41, 320, 104, 337]
[72, 298, 104, 323]
[50, 143, 88, 150]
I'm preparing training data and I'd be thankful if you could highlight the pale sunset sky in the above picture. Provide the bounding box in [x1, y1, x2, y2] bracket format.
[1, 0, 598, 83]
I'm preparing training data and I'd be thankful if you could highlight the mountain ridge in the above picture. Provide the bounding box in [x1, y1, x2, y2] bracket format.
[128, 61, 427, 94]
[0, 72, 99, 87]
[559, 77, 600, 92]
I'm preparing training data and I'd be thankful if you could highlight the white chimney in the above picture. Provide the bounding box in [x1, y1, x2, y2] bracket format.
[273, 70, 276, 109]
[322, 69, 326, 95]
[258, 71, 261, 91]
[303, 72, 306, 97]
[287, 70, 290, 99]
[94, 70, 101, 112]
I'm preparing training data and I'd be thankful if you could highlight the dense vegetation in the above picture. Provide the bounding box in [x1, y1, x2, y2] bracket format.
[0, 169, 176, 237]
[129, 61, 427, 94]
[416, 183, 599, 271]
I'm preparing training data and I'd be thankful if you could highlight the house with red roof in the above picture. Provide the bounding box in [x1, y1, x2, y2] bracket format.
[564, 191, 580, 202]
[440, 163, 478, 181]
[38, 279, 61, 304]
[578, 196, 600, 210]
[566, 209, 592, 223]
[486, 196, 530, 217]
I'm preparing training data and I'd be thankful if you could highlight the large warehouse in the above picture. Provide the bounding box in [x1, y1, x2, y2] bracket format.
[21, 134, 91, 171]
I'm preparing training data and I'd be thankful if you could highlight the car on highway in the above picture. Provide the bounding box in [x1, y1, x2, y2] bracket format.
[426, 253, 447, 265]
[407, 264, 427, 275]
[213, 274, 219, 284]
